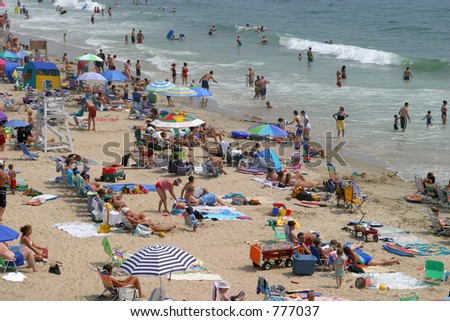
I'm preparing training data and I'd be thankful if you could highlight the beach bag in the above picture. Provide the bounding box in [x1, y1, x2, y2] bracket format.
[291, 186, 304, 198]
[323, 179, 337, 193]
[348, 265, 365, 274]
[249, 199, 261, 205]
[49, 264, 61, 275]
[295, 191, 313, 201]
[133, 224, 151, 237]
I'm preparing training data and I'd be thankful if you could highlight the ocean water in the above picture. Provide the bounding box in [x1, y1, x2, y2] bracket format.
[5, 0, 450, 180]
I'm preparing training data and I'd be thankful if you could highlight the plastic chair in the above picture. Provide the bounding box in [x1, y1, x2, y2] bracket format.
[398, 292, 419, 301]
[310, 246, 329, 271]
[423, 259, 444, 283]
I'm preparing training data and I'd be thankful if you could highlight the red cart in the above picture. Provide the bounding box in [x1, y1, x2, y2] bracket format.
[98, 164, 126, 182]
[352, 224, 379, 242]
[250, 242, 297, 270]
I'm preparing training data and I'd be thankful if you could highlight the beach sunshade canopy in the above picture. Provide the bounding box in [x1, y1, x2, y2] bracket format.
[248, 124, 287, 137]
[101, 70, 128, 82]
[191, 87, 212, 97]
[145, 80, 175, 92]
[0, 112, 7, 121]
[74, 53, 103, 62]
[120, 244, 196, 277]
[163, 86, 197, 97]
[0, 225, 19, 242]
[77, 72, 107, 82]
[3, 119, 28, 128]
[151, 110, 204, 128]
[0, 51, 19, 60]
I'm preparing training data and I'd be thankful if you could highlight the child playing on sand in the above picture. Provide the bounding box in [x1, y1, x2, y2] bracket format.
[422, 110, 434, 127]
[393, 114, 399, 130]
[334, 248, 346, 288]
[8, 164, 16, 195]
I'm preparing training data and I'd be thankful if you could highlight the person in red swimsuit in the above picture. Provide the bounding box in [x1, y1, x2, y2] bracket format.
[155, 178, 182, 213]
[182, 62, 188, 85]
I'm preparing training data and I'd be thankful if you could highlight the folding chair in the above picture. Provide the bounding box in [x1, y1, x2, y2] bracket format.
[310, 246, 330, 271]
[97, 269, 120, 300]
[18, 143, 39, 160]
[423, 260, 444, 284]
[435, 184, 449, 210]
[424, 181, 439, 205]
[414, 174, 429, 200]
[350, 182, 366, 214]
[148, 287, 166, 301]
[0, 257, 18, 273]
[256, 276, 288, 301]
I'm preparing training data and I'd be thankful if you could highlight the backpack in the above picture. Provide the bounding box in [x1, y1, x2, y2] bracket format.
[347, 265, 365, 274]
[323, 179, 337, 193]
[291, 186, 304, 198]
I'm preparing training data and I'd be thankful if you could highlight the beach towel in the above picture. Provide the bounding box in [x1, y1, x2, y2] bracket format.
[26, 194, 58, 206]
[2, 272, 27, 283]
[378, 227, 427, 244]
[102, 183, 156, 193]
[192, 206, 250, 220]
[402, 243, 450, 256]
[352, 272, 431, 290]
[251, 177, 293, 190]
[52, 222, 123, 238]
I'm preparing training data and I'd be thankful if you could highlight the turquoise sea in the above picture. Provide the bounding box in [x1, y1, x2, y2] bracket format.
[5, 0, 450, 180]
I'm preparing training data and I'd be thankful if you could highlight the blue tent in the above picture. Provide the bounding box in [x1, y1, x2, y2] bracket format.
[4, 62, 19, 81]
[252, 148, 282, 172]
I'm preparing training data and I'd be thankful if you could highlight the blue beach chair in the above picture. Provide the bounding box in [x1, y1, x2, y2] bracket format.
[18, 143, 39, 160]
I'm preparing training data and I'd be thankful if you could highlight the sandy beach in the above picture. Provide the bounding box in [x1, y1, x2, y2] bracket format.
[1, 38, 450, 302]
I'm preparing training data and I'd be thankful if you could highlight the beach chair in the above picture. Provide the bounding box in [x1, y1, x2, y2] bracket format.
[310, 246, 330, 271]
[256, 276, 288, 301]
[184, 213, 198, 232]
[414, 174, 429, 200]
[0, 257, 18, 273]
[212, 281, 224, 301]
[423, 260, 444, 284]
[97, 269, 120, 300]
[424, 181, 439, 204]
[120, 212, 135, 230]
[91, 196, 104, 222]
[350, 182, 366, 214]
[18, 143, 39, 160]
[435, 184, 449, 210]
[398, 292, 419, 301]
[148, 286, 166, 301]
[327, 162, 338, 183]
[269, 220, 287, 242]
[201, 161, 221, 177]
[428, 211, 450, 237]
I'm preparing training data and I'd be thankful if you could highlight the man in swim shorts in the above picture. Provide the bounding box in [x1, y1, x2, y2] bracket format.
[287, 110, 303, 141]
[398, 102, 411, 131]
[307, 47, 314, 62]
[131, 28, 136, 44]
[0, 160, 11, 224]
[199, 70, 218, 91]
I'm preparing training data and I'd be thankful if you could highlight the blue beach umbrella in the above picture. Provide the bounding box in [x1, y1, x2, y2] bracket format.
[101, 70, 128, 82]
[3, 119, 28, 128]
[248, 123, 287, 137]
[0, 112, 7, 121]
[145, 80, 175, 92]
[0, 51, 20, 60]
[16, 50, 33, 59]
[191, 87, 212, 97]
[0, 225, 19, 242]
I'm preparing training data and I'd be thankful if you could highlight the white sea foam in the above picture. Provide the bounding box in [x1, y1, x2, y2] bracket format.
[279, 36, 404, 66]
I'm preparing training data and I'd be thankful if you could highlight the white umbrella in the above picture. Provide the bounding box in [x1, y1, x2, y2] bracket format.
[120, 244, 196, 287]
[74, 53, 103, 62]
[77, 72, 107, 82]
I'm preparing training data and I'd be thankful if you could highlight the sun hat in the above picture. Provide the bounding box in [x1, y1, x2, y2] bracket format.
[218, 281, 230, 289]
[104, 194, 112, 201]
[121, 207, 129, 214]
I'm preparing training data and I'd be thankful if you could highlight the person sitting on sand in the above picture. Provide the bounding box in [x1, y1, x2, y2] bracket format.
[180, 176, 208, 199]
[302, 136, 326, 158]
[185, 187, 225, 206]
[120, 207, 176, 232]
[0, 241, 39, 272]
[19, 225, 48, 262]
[343, 247, 400, 266]
[103, 264, 145, 298]
[81, 172, 101, 192]
[216, 280, 245, 301]
[431, 207, 450, 229]
[266, 167, 278, 181]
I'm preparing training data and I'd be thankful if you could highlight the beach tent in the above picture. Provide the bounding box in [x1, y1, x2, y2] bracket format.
[252, 149, 282, 172]
[22, 62, 61, 90]
[4, 62, 19, 82]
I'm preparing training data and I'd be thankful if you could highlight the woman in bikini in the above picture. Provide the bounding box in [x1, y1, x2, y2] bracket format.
[19, 225, 49, 262]
[441, 100, 447, 125]
[343, 247, 400, 266]
[155, 178, 182, 213]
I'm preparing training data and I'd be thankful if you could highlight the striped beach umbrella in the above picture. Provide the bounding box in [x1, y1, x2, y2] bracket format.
[151, 110, 204, 128]
[163, 86, 197, 97]
[145, 80, 175, 92]
[248, 123, 287, 137]
[120, 244, 196, 286]
[74, 53, 103, 62]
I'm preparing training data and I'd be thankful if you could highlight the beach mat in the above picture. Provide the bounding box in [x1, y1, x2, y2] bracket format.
[352, 272, 431, 290]
[251, 177, 293, 190]
[52, 222, 124, 238]
[102, 183, 156, 193]
[378, 226, 427, 244]
[193, 205, 250, 220]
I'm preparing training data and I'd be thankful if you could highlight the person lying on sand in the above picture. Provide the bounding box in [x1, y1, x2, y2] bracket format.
[185, 187, 225, 206]
[344, 247, 400, 266]
[121, 207, 175, 232]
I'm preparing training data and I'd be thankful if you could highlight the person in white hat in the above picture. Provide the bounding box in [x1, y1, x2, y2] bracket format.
[217, 280, 245, 301]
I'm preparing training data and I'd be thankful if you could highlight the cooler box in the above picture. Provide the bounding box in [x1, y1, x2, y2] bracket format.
[292, 254, 316, 276]
[87, 191, 98, 213]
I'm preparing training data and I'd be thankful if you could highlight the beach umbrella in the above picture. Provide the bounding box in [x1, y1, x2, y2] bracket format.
[3, 119, 28, 128]
[0, 51, 19, 60]
[145, 80, 175, 92]
[101, 70, 127, 82]
[151, 110, 205, 128]
[0, 225, 19, 243]
[162, 86, 197, 97]
[16, 50, 33, 59]
[248, 123, 287, 137]
[77, 72, 107, 82]
[0, 112, 7, 121]
[191, 87, 212, 97]
[74, 53, 103, 62]
[120, 244, 196, 287]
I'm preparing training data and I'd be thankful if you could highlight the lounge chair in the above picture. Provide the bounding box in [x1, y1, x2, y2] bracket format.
[310, 246, 330, 271]
[101, 237, 129, 266]
[424, 181, 439, 204]
[148, 286, 166, 301]
[212, 281, 224, 301]
[201, 161, 221, 177]
[435, 184, 449, 210]
[350, 182, 366, 214]
[120, 212, 135, 230]
[269, 219, 287, 242]
[423, 259, 444, 284]
[256, 276, 288, 301]
[0, 257, 18, 273]
[97, 269, 136, 301]
[327, 162, 338, 183]
[414, 174, 429, 200]
[18, 143, 39, 160]
[428, 210, 450, 237]
[184, 213, 198, 232]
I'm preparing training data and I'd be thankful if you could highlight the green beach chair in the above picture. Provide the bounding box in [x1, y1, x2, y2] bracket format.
[423, 259, 444, 284]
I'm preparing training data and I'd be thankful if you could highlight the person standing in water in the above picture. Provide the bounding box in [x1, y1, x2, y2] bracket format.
[341, 65, 347, 79]
[422, 110, 434, 127]
[307, 47, 314, 62]
[332, 106, 349, 138]
[199, 71, 217, 91]
[398, 102, 411, 131]
[441, 100, 447, 125]
[236, 35, 242, 46]
[403, 67, 413, 80]
[91, 14, 95, 24]
[131, 28, 136, 44]
[336, 70, 342, 87]
[208, 25, 216, 35]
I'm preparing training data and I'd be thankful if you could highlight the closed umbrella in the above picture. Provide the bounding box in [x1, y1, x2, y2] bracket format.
[101, 70, 128, 82]
[145, 80, 175, 92]
[74, 53, 103, 62]
[151, 110, 204, 128]
[0, 225, 19, 242]
[77, 72, 107, 82]
[0, 112, 7, 121]
[248, 123, 287, 137]
[120, 244, 196, 287]
[3, 119, 28, 128]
